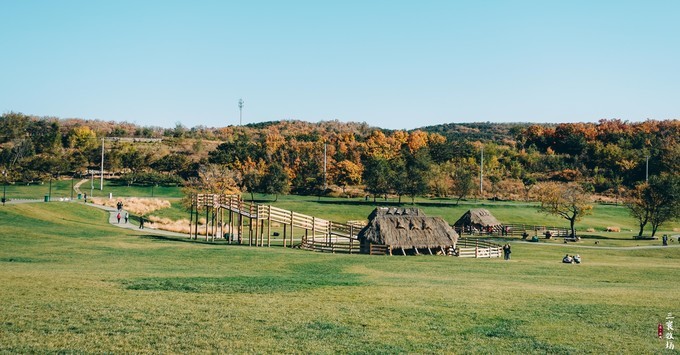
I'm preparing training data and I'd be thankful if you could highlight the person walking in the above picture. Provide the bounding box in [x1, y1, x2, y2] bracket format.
[503, 243, 511, 260]
[139, 216, 144, 229]
[124, 212, 129, 224]
[116, 212, 121, 224]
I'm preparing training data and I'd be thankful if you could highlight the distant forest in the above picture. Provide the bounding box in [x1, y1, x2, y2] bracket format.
[1, 112, 678, 202]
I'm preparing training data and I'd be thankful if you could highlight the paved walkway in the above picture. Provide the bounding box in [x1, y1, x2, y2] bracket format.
[85, 202, 189, 238]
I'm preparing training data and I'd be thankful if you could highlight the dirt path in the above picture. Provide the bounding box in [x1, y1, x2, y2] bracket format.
[73, 179, 89, 196]
[513, 239, 680, 250]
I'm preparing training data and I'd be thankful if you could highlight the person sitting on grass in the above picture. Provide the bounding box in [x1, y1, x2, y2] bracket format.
[562, 254, 573, 264]
[573, 254, 581, 264]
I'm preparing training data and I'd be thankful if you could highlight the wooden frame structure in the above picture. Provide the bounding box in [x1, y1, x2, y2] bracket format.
[189, 194, 362, 253]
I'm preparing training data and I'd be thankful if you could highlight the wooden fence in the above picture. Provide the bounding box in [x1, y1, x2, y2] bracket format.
[455, 238, 503, 258]
[454, 224, 570, 238]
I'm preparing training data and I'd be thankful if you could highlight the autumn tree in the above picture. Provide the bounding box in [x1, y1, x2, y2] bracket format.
[331, 160, 363, 195]
[521, 174, 537, 201]
[197, 164, 241, 195]
[240, 158, 265, 201]
[535, 182, 593, 237]
[428, 162, 454, 197]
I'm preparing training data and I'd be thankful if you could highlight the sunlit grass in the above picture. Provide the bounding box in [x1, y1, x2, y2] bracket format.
[1, 202, 679, 352]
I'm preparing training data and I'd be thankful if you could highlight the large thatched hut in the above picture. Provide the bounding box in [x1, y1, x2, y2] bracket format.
[453, 208, 502, 234]
[357, 207, 458, 255]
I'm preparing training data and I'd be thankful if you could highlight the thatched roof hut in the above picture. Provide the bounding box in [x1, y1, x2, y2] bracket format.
[453, 209, 502, 232]
[358, 207, 458, 255]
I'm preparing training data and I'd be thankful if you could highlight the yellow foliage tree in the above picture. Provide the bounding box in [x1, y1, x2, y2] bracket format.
[535, 182, 593, 237]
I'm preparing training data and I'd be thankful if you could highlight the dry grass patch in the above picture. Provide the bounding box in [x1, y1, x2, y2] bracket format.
[91, 197, 171, 216]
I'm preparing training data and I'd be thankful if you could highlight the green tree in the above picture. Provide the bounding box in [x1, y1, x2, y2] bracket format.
[627, 183, 651, 237]
[363, 156, 391, 202]
[151, 153, 190, 175]
[389, 156, 408, 204]
[451, 165, 475, 205]
[261, 163, 289, 202]
[403, 148, 431, 204]
[628, 174, 680, 237]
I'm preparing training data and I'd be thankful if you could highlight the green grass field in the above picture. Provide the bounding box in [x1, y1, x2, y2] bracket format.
[1, 201, 679, 353]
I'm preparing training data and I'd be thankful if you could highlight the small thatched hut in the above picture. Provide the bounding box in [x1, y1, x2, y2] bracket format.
[453, 208, 502, 234]
[357, 207, 458, 255]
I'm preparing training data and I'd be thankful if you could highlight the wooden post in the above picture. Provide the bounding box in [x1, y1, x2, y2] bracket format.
[290, 211, 294, 248]
[238, 210, 243, 244]
[349, 224, 354, 254]
[260, 215, 265, 247]
[194, 206, 199, 240]
[283, 220, 287, 248]
[311, 217, 315, 248]
[248, 208, 252, 247]
[189, 197, 194, 239]
[205, 206, 209, 241]
[228, 206, 233, 244]
[267, 205, 271, 247]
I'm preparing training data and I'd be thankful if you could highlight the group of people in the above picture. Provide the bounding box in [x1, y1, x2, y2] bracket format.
[115, 201, 129, 224]
[562, 254, 581, 264]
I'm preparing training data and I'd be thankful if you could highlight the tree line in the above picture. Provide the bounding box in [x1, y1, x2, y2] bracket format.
[1, 112, 678, 236]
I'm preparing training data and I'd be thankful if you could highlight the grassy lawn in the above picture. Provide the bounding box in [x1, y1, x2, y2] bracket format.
[1, 202, 679, 353]
[2, 178, 182, 200]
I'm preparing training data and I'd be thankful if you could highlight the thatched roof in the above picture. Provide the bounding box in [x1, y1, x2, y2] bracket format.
[358, 208, 458, 249]
[453, 208, 501, 228]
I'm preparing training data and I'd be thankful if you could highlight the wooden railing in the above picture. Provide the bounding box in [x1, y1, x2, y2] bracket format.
[194, 194, 361, 253]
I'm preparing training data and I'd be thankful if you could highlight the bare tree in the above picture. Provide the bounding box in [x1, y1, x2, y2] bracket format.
[535, 182, 593, 237]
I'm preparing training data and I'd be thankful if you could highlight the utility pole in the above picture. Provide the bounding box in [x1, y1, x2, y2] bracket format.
[100, 138, 105, 190]
[323, 142, 327, 193]
[645, 155, 650, 182]
[480, 146, 484, 194]
[238, 99, 244, 126]
[2, 170, 7, 206]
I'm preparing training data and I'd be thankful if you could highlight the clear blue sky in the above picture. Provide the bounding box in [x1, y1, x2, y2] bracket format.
[1, 0, 678, 129]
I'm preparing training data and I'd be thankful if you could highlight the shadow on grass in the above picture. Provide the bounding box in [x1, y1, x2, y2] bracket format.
[121, 262, 365, 294]
[138, 234, 230, 246]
